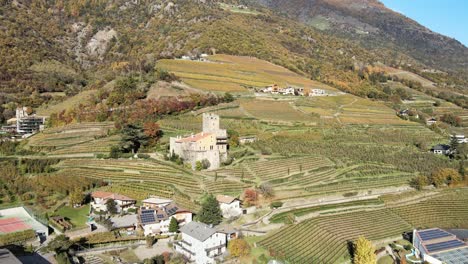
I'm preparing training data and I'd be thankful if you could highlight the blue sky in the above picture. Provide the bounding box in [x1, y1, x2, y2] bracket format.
[380, 0, 468, 47]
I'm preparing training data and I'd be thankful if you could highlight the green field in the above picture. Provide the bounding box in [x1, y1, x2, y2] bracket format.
[56, 204, 90, 228]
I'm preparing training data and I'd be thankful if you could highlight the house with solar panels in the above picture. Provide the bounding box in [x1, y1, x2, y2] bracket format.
[413, 228, 468, 264]
[139, 201, 192, 236]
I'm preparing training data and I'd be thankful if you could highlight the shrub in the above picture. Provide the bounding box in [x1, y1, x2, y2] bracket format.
[137, 153, 150, 159]
[228, 238, 251, 257]
[270, 201, 283, 209]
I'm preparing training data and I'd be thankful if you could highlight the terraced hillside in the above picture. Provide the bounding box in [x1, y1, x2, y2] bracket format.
[27, 122, 117, 155]
[157, 55, 335, 93]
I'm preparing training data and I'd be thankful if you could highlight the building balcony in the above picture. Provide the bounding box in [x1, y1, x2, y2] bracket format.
[174, 241, 195, 255]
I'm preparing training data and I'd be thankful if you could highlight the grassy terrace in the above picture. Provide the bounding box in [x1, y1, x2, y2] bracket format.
[27, 122, 116, 154]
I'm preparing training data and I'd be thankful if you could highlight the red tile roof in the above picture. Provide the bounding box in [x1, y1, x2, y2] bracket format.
[216, 195, 237, 204]
[176, 132, 213, 143]
[92, 191, 135, 201]
[0, 217, 31, 234]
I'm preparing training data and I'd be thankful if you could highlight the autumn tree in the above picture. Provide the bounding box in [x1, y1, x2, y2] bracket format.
[353, 236, 376, 264]
[197, 194, 222, 226]
[69, 188, 84, 207]
[143, 122, 163, 145]
[228, 238, 251, 257]
[431, 168, 461, 187]
[243, 189, 258, 205]
[410, 175, 429, 191]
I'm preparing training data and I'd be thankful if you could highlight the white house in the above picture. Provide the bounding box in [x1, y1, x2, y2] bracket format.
[451, 134, 467, 144]
[174, 222, 228, 264]
[309, 89, 326, 96]
[139, 202, 192, 236]
[216, 195, 242, 218]
[413, 228, 468, 264]
[90, 191, 136, 213]
[279, 87, 295, 95]
[426, 117, 437, 126]
[431, 144, 450, 155]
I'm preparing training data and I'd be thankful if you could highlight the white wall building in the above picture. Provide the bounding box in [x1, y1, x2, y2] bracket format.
[216, 195, 242, 218]
[174, 222, 228, 264]
[91, 191, 136, 213]
[309, 89, 326, 96]
[139, 201, 192, 236]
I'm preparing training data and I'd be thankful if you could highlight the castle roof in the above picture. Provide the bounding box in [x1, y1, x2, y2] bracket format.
[176, 132, 213, 143]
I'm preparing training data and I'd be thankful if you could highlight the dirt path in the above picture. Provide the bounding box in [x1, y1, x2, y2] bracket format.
[334, 98, 358, 123]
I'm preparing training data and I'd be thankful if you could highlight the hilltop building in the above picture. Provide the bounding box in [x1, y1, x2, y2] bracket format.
[170, 113, 228, 170]
[413, 228, 468, 264]
[15, 107, 45, 135]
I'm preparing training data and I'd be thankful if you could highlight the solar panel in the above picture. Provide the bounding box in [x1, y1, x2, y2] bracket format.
[141, 216, 155, 224]
[419, 229, 452, 241]
[141, 209, 154, 215]
[426, 240, 466, 253]
[157, 214, 165, 218]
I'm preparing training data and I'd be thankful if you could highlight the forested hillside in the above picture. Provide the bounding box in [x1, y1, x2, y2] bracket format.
[0, 0, 466, 123]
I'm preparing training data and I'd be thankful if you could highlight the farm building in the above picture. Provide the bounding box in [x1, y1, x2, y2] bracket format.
[431, 144, 451, 155]
[0, 207, 49, 242]
[91, 191, 136, 213]
[170, 113, 228, 170]
[139, 201, 192, 236]
[174, 221, 228, 264]
[216, 195, 242, 218]
[413, 228, 468, 264]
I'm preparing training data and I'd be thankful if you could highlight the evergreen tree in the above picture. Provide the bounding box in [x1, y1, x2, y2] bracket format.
[353, 236, 376, 264]
[450, 135, 459, 153]
[197, 194, 223, 226]
[120, 124, 149, 153]
[169, 217, 179, 233]
[106, 199, 118, 215]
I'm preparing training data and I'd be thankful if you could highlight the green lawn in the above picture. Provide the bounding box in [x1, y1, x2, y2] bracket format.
[377, 255, 394, 264]
[56, 204, 90, 228]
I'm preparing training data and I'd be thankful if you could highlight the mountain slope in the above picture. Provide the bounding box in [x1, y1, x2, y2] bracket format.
[254, 0, 468, 73]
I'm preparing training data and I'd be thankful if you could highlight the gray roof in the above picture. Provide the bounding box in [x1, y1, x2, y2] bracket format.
[180, 221, 217, 242]
[433, 144, 450, 151]
[0, 249, 22, 264]
[110, 214, 138, 229]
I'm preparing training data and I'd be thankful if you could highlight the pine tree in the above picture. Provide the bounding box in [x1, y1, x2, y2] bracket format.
[197, 194, 223, 225]
[353, 236, 376, 264]
[169, 217, 179, 233]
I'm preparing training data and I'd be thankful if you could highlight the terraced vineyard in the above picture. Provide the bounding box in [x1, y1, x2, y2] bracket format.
[390, 189, 468, 229]
[54, 159, 203, 210]
[259, 189, 468, 263]
[259, 209, 411, 263]
[27, 122, 116, 154]
[204, 179, 252, 196]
